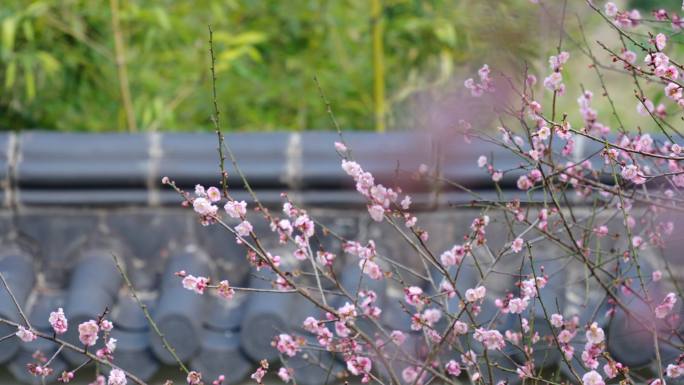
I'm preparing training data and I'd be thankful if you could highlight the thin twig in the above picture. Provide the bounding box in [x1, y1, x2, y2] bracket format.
[0, 271, 31, 329]
[208, 25, 229, 198]
[0, 317, 147, 385]
[111, 254, 189, 374]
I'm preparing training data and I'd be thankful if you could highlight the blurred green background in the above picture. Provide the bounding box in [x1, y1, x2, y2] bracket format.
[0, 0, 672, 132]
[0, 0, 545, 132]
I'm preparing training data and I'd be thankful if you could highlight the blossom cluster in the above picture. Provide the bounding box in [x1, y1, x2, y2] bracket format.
[6, 2, 684, 385]
[464, 64, 495, 97]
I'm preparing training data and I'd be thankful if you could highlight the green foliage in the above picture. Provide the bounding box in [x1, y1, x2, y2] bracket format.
[628, 0, 681, 10]
[0, 0, 540, 132]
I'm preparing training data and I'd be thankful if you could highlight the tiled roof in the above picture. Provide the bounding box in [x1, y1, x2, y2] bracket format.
[0, 132, 678, 384]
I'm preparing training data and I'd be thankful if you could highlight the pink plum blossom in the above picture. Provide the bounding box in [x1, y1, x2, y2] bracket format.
[49, 308, 68, 335]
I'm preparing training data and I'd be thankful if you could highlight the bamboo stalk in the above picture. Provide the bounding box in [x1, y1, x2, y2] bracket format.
[109, 0, 137, 132]
[371, 0, 385, 132]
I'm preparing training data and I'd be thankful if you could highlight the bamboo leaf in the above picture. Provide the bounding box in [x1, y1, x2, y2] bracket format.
[2, 17, 17, 55]
[22, 57, 35, 101]
[5, 60, 16, 89]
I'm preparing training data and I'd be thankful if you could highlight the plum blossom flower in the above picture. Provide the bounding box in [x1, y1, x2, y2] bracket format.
[338, 302, 357, 322]
[558, 329, 577, 344]
[465, 286, 486, 303]
[107, 369, 126, 385]
[422, 308, 442, 326]
[594, 225, 609, 237]
[273, 334, 300, 357]
[537, 125, 550, 140]
[359, 259, 382, 280]
[632, 236, 645, 249]
[653, 270, 663, 282]
[621, 50, 637, 65]
[59, 371, 75, 383]
[655, 33, 667, 51]
[367, 204, 384, 222]
[193, 197, 217, 216]
[517, 175, 533, 190]
[511, 237, 524, 253]
[334, 141, 347, 153]
[637, 99, 655, 116]
[100, 320, 113, 332]
[217, 280, 235, 300]
[549, 51, 570, 71]
[317, 251, 336, 266]
[315, 328, 333, 347]
[453, 321, 469, 335]
[439, 280, 456, 299]
[655, 292, 677, 319]
[604, 361, 623, 379]
[278, 367, 293, 383]
[391, 330, 406, 345]
[182, 275, 209, 295]
[404, 286, 425, 307]
[477, 155, 487, 168]
[224, 200, 247, 218]
[474, 328, 505, 350]
[358, 290, 381, 318]
[464, 64, 494, 97]
[78, 320, 99, 346]
[294, 215, 315, 239]
[235, 221, 253, 237]
[461, 350, 477, 367]
[97, 337, 117, 359]
[621, 164, 646, 184]
[583, 345, 601, 369]
[440, 245, 465, 266]
[251, 367, 267, 384]
[506, 297, 529, 314]
[342, 159, 363, 178]
[187, 372, 205, 385]
[16, 326, 37, 342]
[517, 362, 535, 379]
[667, 363, 684, 378]
[400, 195, 411, 210]
[273, 268, 292, 286]
[528, 100, 542, 116]
[106, 338, 117, 352]
[346, 356, 372, 377]
[206, 186, 221, 202]
[544, 72, 564, 91]
[49, 308, 68, 335]
[583, 370, 605, 385]
[445, 360, 461, 376]
[302, 317, 321, 333]
[28, 364, 54, 377]
[586, 322, 605, 344]
[401, 367, 420, 383]
[665, 83, 682, 101]
[605, 2, 618, 16]
[615, 9, 641, 28]
[519, 277, 546, 298]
